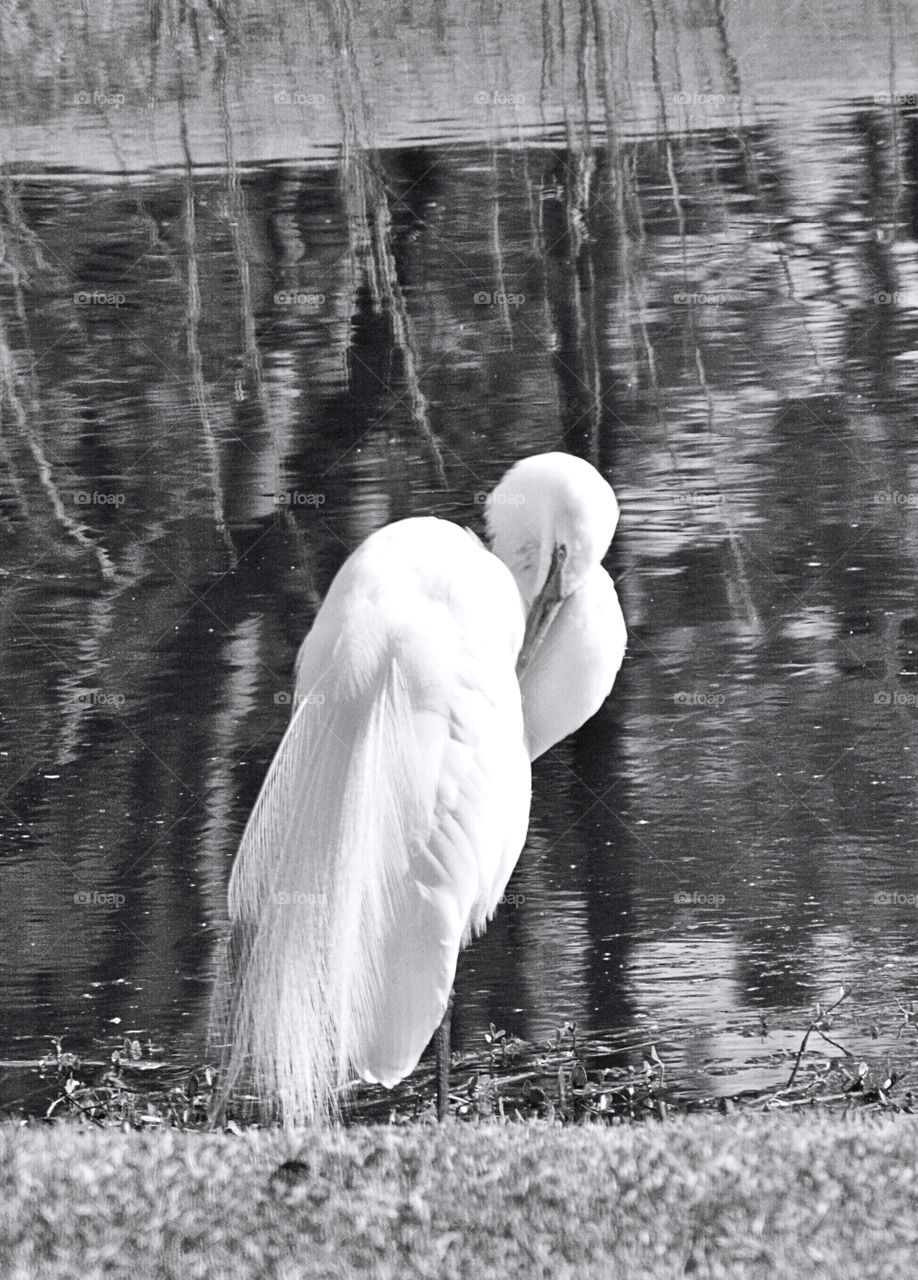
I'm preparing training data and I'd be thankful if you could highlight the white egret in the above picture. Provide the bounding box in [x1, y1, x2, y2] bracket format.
[212, 451, 626, 1125]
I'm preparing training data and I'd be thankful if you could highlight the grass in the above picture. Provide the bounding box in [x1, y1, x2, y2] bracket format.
[3, 1115, 918, 1278]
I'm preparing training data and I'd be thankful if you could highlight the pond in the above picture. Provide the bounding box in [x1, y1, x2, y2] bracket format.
[2, 0, 918, 1117]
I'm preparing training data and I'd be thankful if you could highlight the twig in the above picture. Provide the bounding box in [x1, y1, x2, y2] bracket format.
[762, 1092, 851, 1110]
[786, 989, 852, 1090]
[815, 1030, 854, 1058]
[46, 1091, 106, 1128]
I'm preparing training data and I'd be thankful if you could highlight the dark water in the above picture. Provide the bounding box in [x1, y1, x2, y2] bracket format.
[3, 0, 918, 1114]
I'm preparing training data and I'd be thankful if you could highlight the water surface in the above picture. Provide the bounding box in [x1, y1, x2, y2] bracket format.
[2, 0, 918, 1115]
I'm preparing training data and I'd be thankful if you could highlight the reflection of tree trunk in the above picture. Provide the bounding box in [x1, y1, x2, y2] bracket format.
[712, 0, 741, 99]
[488, 148, 514, 343]
[217, 48, 264, 400]
[0, 211, 28, 518]
[1, 173, 116, 575]
[543, 0, 601, 460]
[648, 0, 760, 633]
[177, 72, 231, 550]
[322, 0, 447, 489]
[213, 51, 320, 578]
[76, 0, 130, 174]
[0, 316, 116, 580]
[197, 615, 264, 927]
[540, 0, 556, 102]
[882, 0, 904, 241]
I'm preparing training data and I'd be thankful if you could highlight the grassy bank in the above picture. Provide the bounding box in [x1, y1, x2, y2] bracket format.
[2, 1115, 917, 1278]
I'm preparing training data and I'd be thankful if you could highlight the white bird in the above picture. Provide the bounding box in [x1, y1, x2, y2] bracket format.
[212, 451, 626, 1125]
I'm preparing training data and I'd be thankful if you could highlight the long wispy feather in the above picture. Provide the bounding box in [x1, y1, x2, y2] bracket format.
[210, 517, 530, 1126]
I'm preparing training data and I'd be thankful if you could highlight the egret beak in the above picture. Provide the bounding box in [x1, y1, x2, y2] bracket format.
[517, 543, 567, 676]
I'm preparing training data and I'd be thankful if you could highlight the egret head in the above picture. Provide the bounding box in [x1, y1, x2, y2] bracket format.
[485, 452, 620, 671]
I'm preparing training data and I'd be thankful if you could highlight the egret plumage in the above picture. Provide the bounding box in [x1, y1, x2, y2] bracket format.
[211, 451, 626, 1125]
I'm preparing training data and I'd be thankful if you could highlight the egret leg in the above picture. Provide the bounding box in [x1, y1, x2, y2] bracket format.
[434, 989, 455, 1120]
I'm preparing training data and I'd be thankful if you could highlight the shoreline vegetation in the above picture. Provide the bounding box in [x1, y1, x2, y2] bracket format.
[3, 1115, 918, 1279]
[6, 988, 916, 1130]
